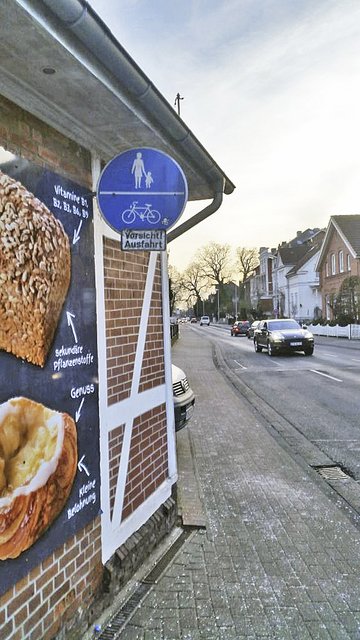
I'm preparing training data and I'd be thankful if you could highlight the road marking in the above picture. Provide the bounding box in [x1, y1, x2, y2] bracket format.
[234, 359, 247, 369]
[351, 358, 360, 363]
[310, 369, 342, 382]
[321, 353, 338, 358]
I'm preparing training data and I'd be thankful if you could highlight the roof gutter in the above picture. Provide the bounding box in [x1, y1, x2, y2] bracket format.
[168, 185, 223, 243]
[21, 0, 235, 198]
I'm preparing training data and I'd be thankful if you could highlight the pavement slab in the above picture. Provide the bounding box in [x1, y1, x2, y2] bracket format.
[118, 328, 360, 639]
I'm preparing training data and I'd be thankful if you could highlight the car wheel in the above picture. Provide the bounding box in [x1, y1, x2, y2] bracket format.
[304, 347, 314, 356]
[254, 339, 262, 353]
[267, 341, 275, 356]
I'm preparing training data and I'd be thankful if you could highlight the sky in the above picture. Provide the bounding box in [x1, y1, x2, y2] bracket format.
[87, 0, 360, 271]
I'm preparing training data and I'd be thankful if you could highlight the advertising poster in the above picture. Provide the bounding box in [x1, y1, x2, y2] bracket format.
[0, 155, 100, 595]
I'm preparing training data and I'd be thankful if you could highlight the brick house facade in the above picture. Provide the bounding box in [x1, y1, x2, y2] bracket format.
[316, 215, 360, 320]
[0, 3, 234, 639]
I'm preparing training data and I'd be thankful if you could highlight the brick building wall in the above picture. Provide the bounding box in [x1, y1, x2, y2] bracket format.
[0, 94, 106, 640]
[0, 95, 176, 639]
[0, 95, 91, 186]
[319, 228, 360, 318]
[103, 241, 168, 522]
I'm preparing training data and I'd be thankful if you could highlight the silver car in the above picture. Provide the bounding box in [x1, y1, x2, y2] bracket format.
[172, 364, 195, 431]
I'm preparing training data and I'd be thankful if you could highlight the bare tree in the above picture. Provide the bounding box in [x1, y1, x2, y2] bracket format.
[181, 261, 208, 315]
[196, 242, 233, 286]
[181, 261, 207, 300]
[168, 264, 183, 315]
[235, 247, 259, 283]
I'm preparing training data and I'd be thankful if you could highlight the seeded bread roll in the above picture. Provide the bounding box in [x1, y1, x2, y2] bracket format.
[0, 397, 77, 560]
[0, 170, 71, 366]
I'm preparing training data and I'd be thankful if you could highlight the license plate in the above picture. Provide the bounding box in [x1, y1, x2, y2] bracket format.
[290, 341, 302, 346]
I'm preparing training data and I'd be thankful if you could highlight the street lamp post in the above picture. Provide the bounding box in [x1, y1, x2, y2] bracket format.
[217, 287, 220, 322]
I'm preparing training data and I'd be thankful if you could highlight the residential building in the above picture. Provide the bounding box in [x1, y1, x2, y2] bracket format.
[316, 215, 360, 320]
[272, 230, 323, 319]
[246, 229, 324, 320]
[248, 247, 275, 315]
[273, 245, 310, 317]
[285, 232, 325, 323]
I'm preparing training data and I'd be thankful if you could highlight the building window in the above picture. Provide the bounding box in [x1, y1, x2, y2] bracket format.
[331, 253, 336, 275]
[325, 262, 329, 277]
[339, 250, 344, 273]
[347, 254, 351, 271]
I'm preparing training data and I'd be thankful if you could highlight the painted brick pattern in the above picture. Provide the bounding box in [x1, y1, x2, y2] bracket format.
[0, 95, 91, 186]
[103, 239, 165, 405]
[122, 405, 168, 520]
[0, 99, 103, 639]
[109, 424, 125, 519]
[0, 518, 102, 640]
[103, 239, 168, 521]
[1, 94, 171, 640]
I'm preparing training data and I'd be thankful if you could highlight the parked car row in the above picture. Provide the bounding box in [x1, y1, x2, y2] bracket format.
[230, 319, 260, 337]
[230, 320, 250, 336]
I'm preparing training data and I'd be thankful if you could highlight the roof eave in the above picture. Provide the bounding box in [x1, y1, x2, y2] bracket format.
[9, 0, 235, 201]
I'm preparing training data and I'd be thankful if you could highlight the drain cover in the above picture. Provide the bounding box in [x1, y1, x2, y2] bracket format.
[317, 466, 349, 480]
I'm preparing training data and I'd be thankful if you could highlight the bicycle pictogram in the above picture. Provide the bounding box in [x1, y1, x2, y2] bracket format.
[121, 201, 161, 225]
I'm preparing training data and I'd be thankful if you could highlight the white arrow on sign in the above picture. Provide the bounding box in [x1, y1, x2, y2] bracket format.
[78, 454, 90, 476]
[73, 220, 83, 245]
[75, 398, 85, 422]
[66, 311, 78, 343]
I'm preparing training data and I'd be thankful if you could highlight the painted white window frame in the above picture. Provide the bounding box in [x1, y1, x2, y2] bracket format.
[338, 250, 344, 273]
[330, 253, 336, 275]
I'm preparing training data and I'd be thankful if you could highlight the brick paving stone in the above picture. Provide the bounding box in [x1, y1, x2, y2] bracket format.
[116, 328, 360, 639]
[119, 627, 145, 639]
[144, 632, 162, 640]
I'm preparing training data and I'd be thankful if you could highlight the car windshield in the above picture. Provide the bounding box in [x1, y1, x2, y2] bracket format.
[268, 320, 300, 331]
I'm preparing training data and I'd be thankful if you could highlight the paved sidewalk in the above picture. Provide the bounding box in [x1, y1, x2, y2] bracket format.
[120, 328, 360, 639]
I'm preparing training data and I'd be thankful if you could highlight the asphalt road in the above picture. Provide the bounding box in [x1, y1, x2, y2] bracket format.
[186, 323, 360, 483]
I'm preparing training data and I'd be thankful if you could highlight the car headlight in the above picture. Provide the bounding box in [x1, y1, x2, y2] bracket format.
[303, 331, 314, 340]
[271, 332, 284, 342]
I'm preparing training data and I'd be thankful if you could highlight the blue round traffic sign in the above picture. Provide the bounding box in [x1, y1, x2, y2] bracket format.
[96, 148, 188, 232]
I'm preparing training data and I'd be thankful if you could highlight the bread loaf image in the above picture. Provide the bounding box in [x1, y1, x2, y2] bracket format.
[0, 170, 71, 366]
[0, 397, 77, 560]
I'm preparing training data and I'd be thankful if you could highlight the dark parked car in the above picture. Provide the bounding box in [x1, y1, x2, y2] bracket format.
[253, 319, 314, 356]
[246, 320, 260, 339]
[172, 364, 195, 431]
[231, 320, 250, 336]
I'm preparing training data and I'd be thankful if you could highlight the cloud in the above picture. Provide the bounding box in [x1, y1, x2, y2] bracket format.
[88, 0, 360, 269]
